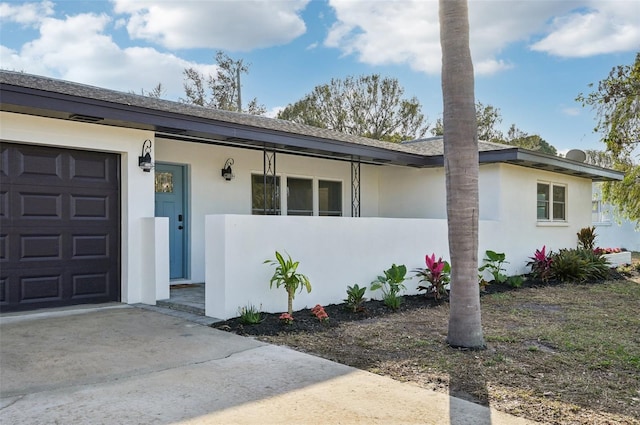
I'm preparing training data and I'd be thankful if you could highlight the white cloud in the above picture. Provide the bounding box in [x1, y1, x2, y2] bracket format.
[0, 10, 216, 100]
[562, 107, 581, 117]
[265, 106, 284, 118]
[112, 0, 310, 50]
[0, 0, 54, 25]
[530, 2, 640, 57]
[324, 0, 639, 75]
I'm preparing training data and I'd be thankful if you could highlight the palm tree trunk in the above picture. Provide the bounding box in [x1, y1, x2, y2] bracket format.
[439, 0, 485, 348]
[287, 290, 294, 315]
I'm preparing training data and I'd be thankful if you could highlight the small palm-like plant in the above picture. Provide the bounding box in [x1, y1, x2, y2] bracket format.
[371, 264, 407, 310]
[264, 251, 311, 315]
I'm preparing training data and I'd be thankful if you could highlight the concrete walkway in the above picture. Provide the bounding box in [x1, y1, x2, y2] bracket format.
[0, 305, 538, 424]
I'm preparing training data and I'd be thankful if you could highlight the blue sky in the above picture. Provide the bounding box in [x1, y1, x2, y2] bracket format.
[1, 0, 639, 153]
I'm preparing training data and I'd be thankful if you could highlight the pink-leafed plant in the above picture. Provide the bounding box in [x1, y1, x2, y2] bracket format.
[526, 245, 554, 282]
[414, 254, 451, 301]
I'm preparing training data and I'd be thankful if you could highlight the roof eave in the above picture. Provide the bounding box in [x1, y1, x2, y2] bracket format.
[479, 148, 624, 181]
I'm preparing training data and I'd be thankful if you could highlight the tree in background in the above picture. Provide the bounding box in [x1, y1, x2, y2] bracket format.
[431, 102, 557, 155]
[182, 51, 266, 115]
[439, 0, 485, 349]
[130, 82, 165, 99]
[577, 53, 640, 224]
[505, 125, 557, 156]
[277, 74, 429, 142]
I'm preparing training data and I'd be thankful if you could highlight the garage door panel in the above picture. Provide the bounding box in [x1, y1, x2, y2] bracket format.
[19, 191, 63, 219]
[21, 234, 62, 260]
[69, 153, 114, 183]
[20, 273, 63, 302]
[16, 148, 64, 182]
[0, 190, 7, 218]
[72, 234, 110, 259]
[72, 272, 111, 299]
[69, 194, 112, 220]
[0, 233, 6, 262]
[1, 142, 120, 312]
[0, 147, 8, 178]
[0, 276, 7, 305]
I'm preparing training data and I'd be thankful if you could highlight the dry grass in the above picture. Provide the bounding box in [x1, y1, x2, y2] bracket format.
[259, 260, 640, 425]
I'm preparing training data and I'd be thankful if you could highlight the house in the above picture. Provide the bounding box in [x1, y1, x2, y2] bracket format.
[591, 183, 640, 251]
[0, 71, 624, 318]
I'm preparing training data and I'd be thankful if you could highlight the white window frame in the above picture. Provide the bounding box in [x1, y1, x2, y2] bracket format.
[537, 181, 567, 225]
[318, 179, 343, 217]
[251, 173, 281, 215]
[251, 173, 344, 217]
[286, 176, 313, 216]
[592, 199, 611, 225]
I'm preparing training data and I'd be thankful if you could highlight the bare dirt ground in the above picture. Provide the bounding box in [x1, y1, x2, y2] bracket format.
[214, 258, 640, 425]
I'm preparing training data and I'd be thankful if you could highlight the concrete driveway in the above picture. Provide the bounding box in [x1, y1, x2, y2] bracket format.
[0, 305, 537, 424]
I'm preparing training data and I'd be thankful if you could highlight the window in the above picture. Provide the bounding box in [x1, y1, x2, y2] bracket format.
[155, 172, 173, 193]
[319, 180, 342, 216]
[252, 174, 280, 215]
[592, 200, 610, 223]
[287, 178, 312, 216]
[537, 182, 566, 221]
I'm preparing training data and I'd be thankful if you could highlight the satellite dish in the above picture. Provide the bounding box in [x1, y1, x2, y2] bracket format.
[565, 149, 586, 162]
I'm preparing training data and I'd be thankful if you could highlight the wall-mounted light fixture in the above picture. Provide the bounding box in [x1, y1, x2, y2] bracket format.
[138, 139, 153, 172]
[221, 158, 235, 181]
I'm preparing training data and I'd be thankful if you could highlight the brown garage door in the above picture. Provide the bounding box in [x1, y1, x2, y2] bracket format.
[0, 142, 120, 312]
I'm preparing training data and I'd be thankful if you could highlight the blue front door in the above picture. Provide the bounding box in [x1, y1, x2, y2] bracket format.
[155, 163, 187, 279]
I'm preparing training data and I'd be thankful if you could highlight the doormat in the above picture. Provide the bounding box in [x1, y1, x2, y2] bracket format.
[170, 284, 202, 289]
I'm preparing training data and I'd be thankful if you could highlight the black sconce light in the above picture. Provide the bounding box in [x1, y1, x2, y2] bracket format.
[138, 139, 153, 172]
[221, 158, 235, 181]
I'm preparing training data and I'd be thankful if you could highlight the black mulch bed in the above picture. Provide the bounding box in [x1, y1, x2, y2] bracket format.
[211, 276, 580, 337]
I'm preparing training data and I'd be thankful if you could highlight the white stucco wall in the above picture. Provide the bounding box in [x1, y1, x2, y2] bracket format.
[493, 163, 593, 273]
[0, 111, 155, 304]
[378, 166, 446, 218]
[592, 183, 640, 251]
[594, 221, 640, 252]
[377, 163, 502, 221]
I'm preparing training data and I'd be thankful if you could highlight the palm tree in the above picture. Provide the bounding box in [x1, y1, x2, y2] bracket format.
[439, 0, 485, 348]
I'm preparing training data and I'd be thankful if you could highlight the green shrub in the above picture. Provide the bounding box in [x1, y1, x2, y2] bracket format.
[371, 264, 406, 310]
[576, 249, 611, 281]
[238, 303, 264, 325]
[383, 292, 403, 310]
[551, 249, 589, 282]
[479, 250, 508, 284]
[550, 248, 611, 283]
[506, 275, 524, 288]
[344, 284, 367, 313]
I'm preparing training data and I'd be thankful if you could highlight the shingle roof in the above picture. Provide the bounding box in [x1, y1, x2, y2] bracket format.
[402, 136, 513, 155]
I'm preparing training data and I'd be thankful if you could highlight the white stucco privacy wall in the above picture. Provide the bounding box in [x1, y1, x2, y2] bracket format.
[205, 214, 514, 320]
[0, 111, 156, 304]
